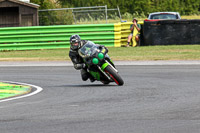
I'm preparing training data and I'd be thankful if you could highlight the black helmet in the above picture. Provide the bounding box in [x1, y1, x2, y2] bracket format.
[70, 34, 81, 50]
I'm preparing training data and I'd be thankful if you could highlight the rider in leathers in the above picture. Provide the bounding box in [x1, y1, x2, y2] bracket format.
[69, 34, 110, 82]
[69, 34, 113, 82]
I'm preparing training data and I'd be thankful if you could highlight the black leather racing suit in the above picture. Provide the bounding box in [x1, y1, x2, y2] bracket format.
[69, 40, 112, 82]
[69, 40, 94, 81]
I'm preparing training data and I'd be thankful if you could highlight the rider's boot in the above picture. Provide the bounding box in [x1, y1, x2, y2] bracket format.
[89, 76, 95, 82]
[81, 69, 89, 81]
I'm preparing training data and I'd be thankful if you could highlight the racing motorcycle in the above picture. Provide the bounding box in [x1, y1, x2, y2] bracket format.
[78, 41, 124, 86]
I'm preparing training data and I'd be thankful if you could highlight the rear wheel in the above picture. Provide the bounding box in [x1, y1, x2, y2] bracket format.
[104, 66, 124, 86]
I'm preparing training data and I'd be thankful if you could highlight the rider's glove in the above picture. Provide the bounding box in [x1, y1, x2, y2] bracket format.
[74, 63, 83, 70]
[74, 63, 86, 70]
[99, 45, 108, 54]
[82, 63, 86, 69]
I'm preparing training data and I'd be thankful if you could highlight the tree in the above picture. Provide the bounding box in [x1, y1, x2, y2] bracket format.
[31, 0, 73, 25]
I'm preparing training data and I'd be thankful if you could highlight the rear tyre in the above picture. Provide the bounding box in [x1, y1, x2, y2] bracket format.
[104, 65, 124, 86]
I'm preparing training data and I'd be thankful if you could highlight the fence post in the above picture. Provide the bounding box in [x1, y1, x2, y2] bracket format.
[117, 6, 122, 22]
[105, 5, 108, 24]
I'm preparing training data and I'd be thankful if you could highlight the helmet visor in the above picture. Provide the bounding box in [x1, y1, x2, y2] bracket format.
[71, 39, 79, 49]
[72, 42, 79, 46]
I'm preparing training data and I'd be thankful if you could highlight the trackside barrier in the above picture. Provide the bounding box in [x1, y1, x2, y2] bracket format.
[0, 24, 121, 51]
[1, 20, 199, 51]
[143, 19, 200, 46]
[0, 21, 146, 51]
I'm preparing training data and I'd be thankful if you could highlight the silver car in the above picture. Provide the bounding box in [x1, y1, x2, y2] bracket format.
[147, 12, 181, 20]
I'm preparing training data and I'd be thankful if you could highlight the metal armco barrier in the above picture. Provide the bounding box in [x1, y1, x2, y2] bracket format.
[0, 24, 121, 51]
[143, 19, 200, 46]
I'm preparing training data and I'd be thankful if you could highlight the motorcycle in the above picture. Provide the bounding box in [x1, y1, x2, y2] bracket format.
[78, 41, 124, 86]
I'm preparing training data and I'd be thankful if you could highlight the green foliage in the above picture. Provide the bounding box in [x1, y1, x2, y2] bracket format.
[30, 0, 200, 25]
[59, 0, 200, 16]
[31, 0, 73, 25]
[122, 12, 146, 21]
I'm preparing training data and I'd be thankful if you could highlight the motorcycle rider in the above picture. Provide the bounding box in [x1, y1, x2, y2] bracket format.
[69, 34, 114, 82]
[69, 34, 95, 82]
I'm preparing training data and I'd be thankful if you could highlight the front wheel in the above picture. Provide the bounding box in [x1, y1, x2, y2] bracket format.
[104, 66, 124, 86]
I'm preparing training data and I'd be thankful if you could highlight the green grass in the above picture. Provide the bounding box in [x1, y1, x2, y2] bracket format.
[0, 82, 31, 99]
[0, 45, 200, 61]
[109, 45, 200, 61]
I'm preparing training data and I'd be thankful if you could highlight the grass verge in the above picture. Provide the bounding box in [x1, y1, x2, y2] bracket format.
[0, 82, 31, 99]
[0, 45, 200, 61]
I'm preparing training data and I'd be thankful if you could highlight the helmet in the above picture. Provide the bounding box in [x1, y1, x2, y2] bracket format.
[70, 35, 81, 50]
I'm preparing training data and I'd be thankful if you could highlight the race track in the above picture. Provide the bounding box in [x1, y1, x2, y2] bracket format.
[0, 64, 200, 133]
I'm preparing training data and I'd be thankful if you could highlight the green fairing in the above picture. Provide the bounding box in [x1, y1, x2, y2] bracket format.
[101, 62, 109, 70]
[89, 62, 109, 80]
[89, 71, 101, 80]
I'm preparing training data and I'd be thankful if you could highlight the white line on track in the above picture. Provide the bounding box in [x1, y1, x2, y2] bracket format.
[0, 81, 43, 103]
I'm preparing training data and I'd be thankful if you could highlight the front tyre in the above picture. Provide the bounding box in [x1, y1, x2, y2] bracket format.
[104, 66, 124, 86]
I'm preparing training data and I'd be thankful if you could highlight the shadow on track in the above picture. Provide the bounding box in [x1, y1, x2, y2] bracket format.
[57, 84, 116, 88]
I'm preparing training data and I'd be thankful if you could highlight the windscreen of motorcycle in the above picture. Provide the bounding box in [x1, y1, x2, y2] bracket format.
[78, 41, 99, 58]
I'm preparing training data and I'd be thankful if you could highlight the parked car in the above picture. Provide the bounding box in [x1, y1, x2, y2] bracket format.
[146, 12, 181, 21]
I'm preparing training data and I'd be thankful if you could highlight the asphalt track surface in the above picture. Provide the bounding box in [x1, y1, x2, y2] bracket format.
[0, 61, 200, 133]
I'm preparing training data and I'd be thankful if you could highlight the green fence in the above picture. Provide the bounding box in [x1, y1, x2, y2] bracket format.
[0, 24, 121, 51]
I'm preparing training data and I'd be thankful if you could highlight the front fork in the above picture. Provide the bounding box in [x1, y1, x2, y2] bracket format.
[97, 65, 111, 80]
[97, 60, 118, 81]
[105, 60, 118, 73]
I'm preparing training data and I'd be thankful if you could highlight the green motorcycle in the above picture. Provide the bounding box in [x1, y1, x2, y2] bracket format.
[78, 41, 124, 86]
